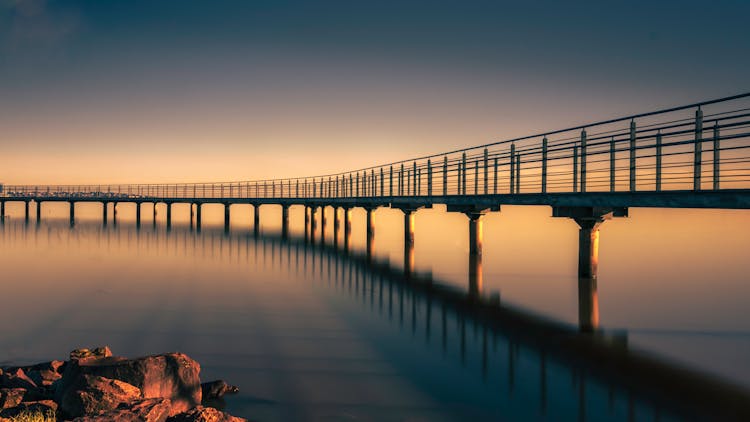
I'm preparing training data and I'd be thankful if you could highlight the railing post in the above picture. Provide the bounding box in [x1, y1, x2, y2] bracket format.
[509, 143, 515, 194]
[417, 168, 421, 196]
[474, 160, 479, 195]
[493, 157, 498, 194]
[413, 161, 417, 196]
[610, 136, 616, 192]
[573, 145, 578, 193]
[694, 107, 703, 191]
[380, 168, 384, 196]
[542, 136, 548, 194]
[629, 120, 636, 192]
[400, 164, 404, 196]
[390, 166, 394, 196]
[443, 156, 448, 196]
[515, 153, 521, 194]
[656, 131, 662, 192]
[483, 148, 488, 194]
[427, 159, 432, 197]
[461, 152, 467, 195]
[372, 169, 376, 197]
[580, 128, 587, 193]
[713, 122, 720, 190]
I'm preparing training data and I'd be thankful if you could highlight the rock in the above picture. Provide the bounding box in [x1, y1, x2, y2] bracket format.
[0, 388, 25, 409]
[26, 360, 65, 387]
[0, 399, 57, 419]
[61, 374, 142, 418]
[70, 347, 113, 362]
[0, 368, 37, 390]
[200, 381, 239, 401]
[71, 398, 172, 422]
[58, 353, 201, 416]
[167, 406, 247, 422]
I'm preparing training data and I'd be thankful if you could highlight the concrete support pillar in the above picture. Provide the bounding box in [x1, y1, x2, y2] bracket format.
[403, 209, 416, 277]
[102, 202, 108, 226]
[189, 203, 194, 230]
[0, 201, 5, 224]
[281, 204, 290, 239]
[224, 203, 231, 233]
[166, 202, 172, 230]
[69, 201, 75, 226]
[153, 203, 158, 228]
[344, 208, 352, 252]
[24, 201, 29, 224]
[467, 212, 484, 300]
[196, 203, 202, 232]
[113, 203, 118, 226]
[320, 206, 327, 244]
[253, 204, 260, 236]
[310, 206, 317, 244]
[333, 207, 340, 249]
[366, 207, 376, 262]
[136, 202, 142, 228]
[36, 201, 42, 224]
[304, 206, 310, 242]
[553, 206, 627, 332]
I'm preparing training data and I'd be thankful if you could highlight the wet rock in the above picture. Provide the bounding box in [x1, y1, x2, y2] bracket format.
[59, 352, 201, 415]
[0, 368, 37, 390]
[71, 398, 172, 422]
[0, 399, 57, 419]
[167, 406, 248, 422]
[61, 374, 142, 418]
[0, 388, 25, 410]
[201, 381, 239, 401]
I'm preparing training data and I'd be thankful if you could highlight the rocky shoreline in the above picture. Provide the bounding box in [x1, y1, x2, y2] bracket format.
[0, 347, 245, 422]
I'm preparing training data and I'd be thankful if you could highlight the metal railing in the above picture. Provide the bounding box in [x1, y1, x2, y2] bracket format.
[4, 93, 750, 201]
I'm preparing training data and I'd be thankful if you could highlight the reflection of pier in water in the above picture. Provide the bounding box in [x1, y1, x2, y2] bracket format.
[6, 221, 750, 421]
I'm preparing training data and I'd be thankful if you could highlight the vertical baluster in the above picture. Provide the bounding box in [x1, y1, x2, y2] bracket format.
[573, 145, 578, 193]
[461, 153, 467, 195]
[443, 156, 448, 196]
[380, 168, 384, 196]
[610, 136, 616, 192]
[493, 157, 498, 194]
[580, 129, 587, 193]
[713, 122, 720, 190]
[509, 144, 515, 194]
[542, 136, 548, 194]
[427, 159, 432, 197]
[474, 160, 479, 195]
[413, 161, 417, 196]
[417, 168, 421, 196]
[629, 120, 636, 192]
[483, 148, 488, 194]
[655, 132, 662, 192]
[390, 166, 394, 196]
[400, 164, 404, 196]
[694, 107, 703, 191]
[515, 154, 521, 194]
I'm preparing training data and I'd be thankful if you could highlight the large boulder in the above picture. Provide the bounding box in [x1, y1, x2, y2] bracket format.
[61, 374, 142, 418]
[0, 368, 37, 390]
[201, 381, 239, 401]
[58, 353, 201, 415]
[167, 406, 248, 422]
[0, 388, 25, 410]
[71, 398, 172, 422]
[25, 360, 65, 387]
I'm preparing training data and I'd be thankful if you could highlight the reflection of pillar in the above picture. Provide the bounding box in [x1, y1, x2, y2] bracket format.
[189, 203, 194, 230]
[344, 208, 352, 252]
[366, 207, 375, 262]
[24, 201, 29, 224]
[166, 202, 172, 230]
[196, 203, 202, 232]
[576, 218, 602, 332]
[36, 201, 42, 224]
[310, 207, 317, 244]
[467, 212, 484, 299]
[136, 202, 142, 228]
[113, 202, 118, 226]
[69, 201, 75, 226]
[254, 204, 260, 236]
[281, 204, 289, 239]
[153, 202, 158, 228]
[224, 203, 231, 232]
[304, 206, 310, 242]
[102, 202, 108, 226]
[333, 207, 340, 249]
[320, 206, 327, 244]
[403, 209, 415, 277]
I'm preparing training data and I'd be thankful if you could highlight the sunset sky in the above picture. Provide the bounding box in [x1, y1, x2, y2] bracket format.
[1, 0, 748, 184]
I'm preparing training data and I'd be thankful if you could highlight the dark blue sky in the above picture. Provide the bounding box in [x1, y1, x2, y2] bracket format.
[1, 0, 748, 183]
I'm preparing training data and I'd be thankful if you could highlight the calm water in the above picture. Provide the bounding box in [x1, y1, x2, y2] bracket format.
[1, 202, 749, 421]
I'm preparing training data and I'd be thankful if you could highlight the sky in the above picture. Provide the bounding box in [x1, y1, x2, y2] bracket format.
[1, 0, 749, 184]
